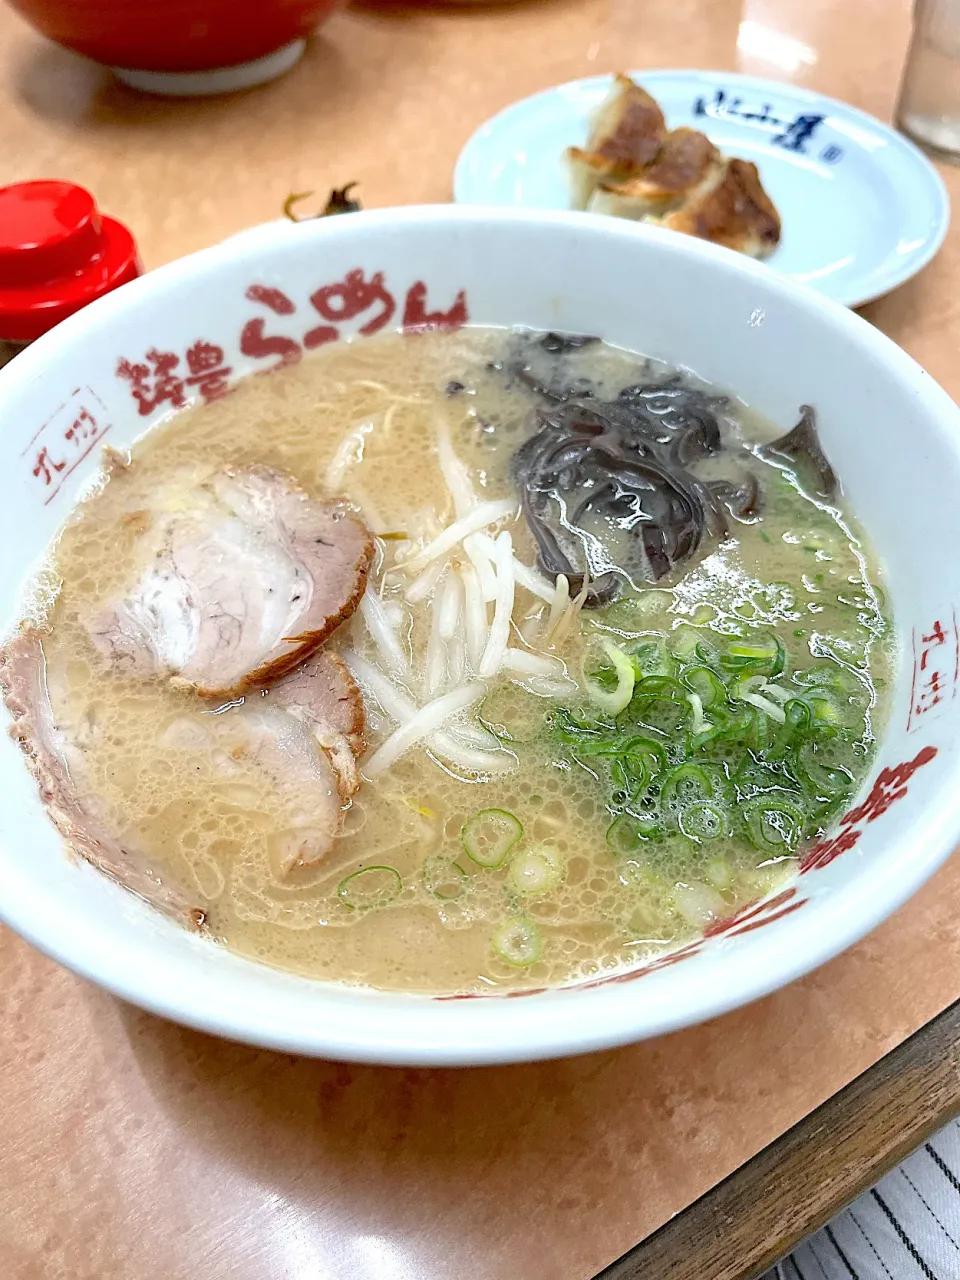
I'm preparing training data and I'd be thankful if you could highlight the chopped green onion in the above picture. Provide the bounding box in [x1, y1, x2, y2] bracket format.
[507, 846, 564, 895]
[737, 687, 787, 723]
[492, 918, 542, 967]
[784, 697, 814, 730]
[667, 625, 700, 659]
[606, 812, 658, 855]
[337, 865, 403, 909]
[679, 800, 731, 842]
[688, 705, 738, 751]
[682, 665, 725, 708]
[565, 737, 622, 759]
[793, 666, 866, 730]
[701, 703, 770, 754]
[585, 638, 635, 714]
[736, 674, 766, 693]
[635, 675, 689, 702]
[550, 621, 871, 862]
[631, 639, 677, 677]
[809, 696, 841, 724]
[742, 798, 804, 853]
[659, 763, 724, 813]
[551, 704, 615, 744]
[795, 741, 854, 798]
[705, 857, 733, 889]
[685, 691, 711, 734]
[422, 855, 465, 900]
[461, 808, 523, 868]
[614, 736, 667, 790]
[765, 698, 812, 761]
[757, 681, 792, 704]
[695, 638, 722, 668]
[628, 676, 693, 735]
[720, 634, 785, 677]
[744, 704, 776, 753]
[629, 690, 693, 737]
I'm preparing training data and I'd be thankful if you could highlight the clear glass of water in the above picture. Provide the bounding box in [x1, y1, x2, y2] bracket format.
[897, 0, 960, 158]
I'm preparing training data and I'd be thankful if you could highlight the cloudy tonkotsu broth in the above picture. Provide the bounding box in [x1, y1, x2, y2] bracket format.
[5, 329, 891, 993]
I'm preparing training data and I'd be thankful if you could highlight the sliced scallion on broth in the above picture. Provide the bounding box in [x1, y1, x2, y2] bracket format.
[337, 866, 403, 910]
[461, 809, 523, 869]
[422, 856, 466, 900]
[492, 918, 543, 967]
[507, 847, 564, 896]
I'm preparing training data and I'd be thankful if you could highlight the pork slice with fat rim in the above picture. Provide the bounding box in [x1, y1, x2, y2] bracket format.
[0, 628, 205, 928]
[89, 463, 375, 698]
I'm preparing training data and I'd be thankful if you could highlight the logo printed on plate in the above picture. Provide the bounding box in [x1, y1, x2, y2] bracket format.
[453, 70, 949, 307]
[692, 87, 839, 161]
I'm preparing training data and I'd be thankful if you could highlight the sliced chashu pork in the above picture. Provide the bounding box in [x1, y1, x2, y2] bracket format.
[159, 650, 366, 875]
[89, 461, 374, 698]
[0, 629, 368, 916]
[266, 649, 365, 803]
[0, 629, 205, 927]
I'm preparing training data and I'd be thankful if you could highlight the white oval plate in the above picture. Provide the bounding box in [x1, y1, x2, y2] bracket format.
[454, 70, 950, 308]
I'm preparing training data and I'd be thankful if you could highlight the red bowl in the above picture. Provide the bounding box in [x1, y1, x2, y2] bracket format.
[7, 0, 340, 75]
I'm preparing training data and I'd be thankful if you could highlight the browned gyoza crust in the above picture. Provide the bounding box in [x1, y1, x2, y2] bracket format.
[572, 75, 782, 258]
[628, 127, 721, 200]
[664, 158, 781, 256]
[566, 74, 668, 207]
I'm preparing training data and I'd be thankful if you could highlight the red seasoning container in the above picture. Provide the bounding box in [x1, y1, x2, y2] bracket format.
[0, 180, 141, 369]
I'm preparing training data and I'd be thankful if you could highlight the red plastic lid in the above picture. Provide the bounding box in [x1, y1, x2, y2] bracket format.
[0, 181, 141, 342]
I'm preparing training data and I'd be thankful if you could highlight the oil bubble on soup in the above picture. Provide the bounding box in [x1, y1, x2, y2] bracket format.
[0, 327, 891, 994]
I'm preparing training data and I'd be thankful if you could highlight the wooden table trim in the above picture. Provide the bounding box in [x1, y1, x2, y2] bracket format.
[596, 998, 960, 1280]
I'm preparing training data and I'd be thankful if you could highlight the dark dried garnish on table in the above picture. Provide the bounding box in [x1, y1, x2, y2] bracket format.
[503, 334, 795, 602]
[323, 183, 362, 216]
[282, 184, 362, 222]
[0, 339, 24, 370]
[759, 404, 838, 502]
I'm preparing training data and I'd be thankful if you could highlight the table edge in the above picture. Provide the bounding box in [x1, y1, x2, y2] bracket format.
[595, 997, 960, 1280]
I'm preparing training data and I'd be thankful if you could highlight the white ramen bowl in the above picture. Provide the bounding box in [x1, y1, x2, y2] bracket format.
[1, 207, 959, 1066]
